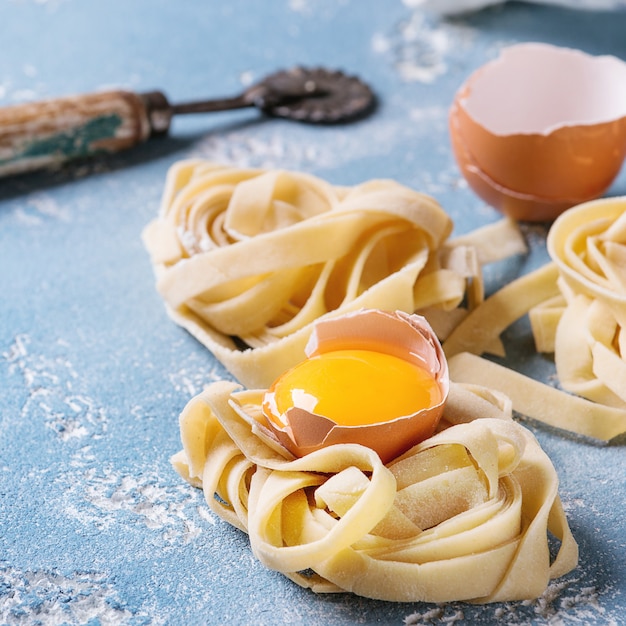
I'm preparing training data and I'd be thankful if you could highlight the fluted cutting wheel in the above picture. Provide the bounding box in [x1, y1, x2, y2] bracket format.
[246, 67, 376, 124]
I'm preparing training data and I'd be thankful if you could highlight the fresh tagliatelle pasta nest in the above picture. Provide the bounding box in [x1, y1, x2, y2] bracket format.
[444, 196, 626, 441]
[170, 310, 578, 603]
[143, 159, 526, 388]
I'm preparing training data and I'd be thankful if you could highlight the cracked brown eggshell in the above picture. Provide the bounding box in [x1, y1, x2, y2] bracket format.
[261, 309, 449, 464]
[451, 42, 626, 221]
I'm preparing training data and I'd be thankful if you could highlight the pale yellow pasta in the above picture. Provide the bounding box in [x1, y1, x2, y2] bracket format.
[443, 263, 561, 358]
[548, 198, 626, 408]
[143, 160, 526, 388]
[443, 197, 626, 440]
[448, 352, 626, 441]
[171, 379, 577, 603]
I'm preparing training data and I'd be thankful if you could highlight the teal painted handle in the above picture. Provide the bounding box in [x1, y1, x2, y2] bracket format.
[0, 90, 169, 177]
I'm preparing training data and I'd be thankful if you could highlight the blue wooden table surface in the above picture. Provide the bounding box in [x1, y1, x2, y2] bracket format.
[1, 1, 625, 624]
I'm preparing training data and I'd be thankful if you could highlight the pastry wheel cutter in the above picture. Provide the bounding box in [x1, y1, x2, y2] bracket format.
[0, 67, 375, 177]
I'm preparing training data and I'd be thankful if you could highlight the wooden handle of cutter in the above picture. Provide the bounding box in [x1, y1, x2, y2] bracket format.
[0, 89, 171, 177]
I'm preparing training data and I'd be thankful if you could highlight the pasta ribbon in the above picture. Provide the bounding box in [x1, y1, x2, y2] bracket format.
[144, 160, 526, 388]
[444, 197, 626, 440]
[171, 380, 577, 603]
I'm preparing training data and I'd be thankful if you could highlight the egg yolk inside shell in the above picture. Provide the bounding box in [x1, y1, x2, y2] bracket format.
[263, 349, 441, 428]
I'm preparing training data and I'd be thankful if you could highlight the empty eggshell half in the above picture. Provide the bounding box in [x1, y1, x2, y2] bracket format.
[451, 42, 626, 221]
[261, 309, 450, 464]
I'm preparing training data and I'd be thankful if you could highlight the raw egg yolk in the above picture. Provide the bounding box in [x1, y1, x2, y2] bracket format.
[263, 349, 441, 428]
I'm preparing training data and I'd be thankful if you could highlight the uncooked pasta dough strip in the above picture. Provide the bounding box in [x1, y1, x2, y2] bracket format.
[448, 352, 626, 440]
[158, 210, 395, 308]
[554, 294, 626, 407]
[412, 269, 466, 311]
[447, 217, 526, 266]
[184, 266, 304, 336]
[528, 294, 565, 353]
[172, 379, 577, 603]
[223, 169, 339, 237]
[442, 262, 561, 358]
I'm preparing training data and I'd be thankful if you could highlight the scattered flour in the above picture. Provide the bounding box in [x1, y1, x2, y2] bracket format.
[239, 70, 255, 87]
[372, 11, 477, 83]
[4, 333, 221, 545]
[288, 0, 312, 14]
[189, 129, 326, 171]
[0, 565, 145, 626]
[4, 334, 107, 441]
[404, 606, 465, 624]
[188, 114, 450, 187]
[62, 454, 213, 546]
[22, 63, 37, 78]
[168, 361, 227, 398]
[403, 578, 610, 625]
[14, 192, 71, 225]
[287, 0, 349, 16]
